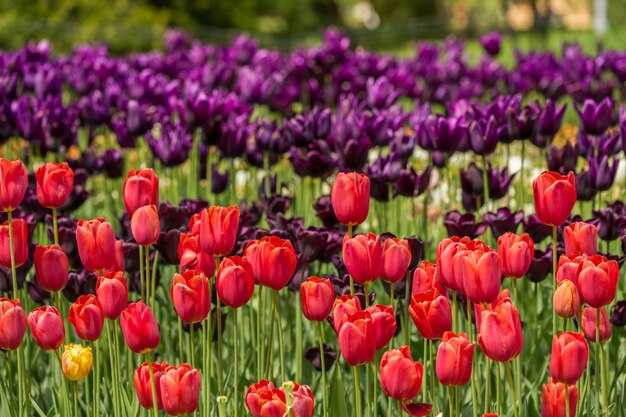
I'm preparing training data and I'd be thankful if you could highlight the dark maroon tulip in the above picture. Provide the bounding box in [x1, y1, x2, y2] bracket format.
[444, 211, 487, 239]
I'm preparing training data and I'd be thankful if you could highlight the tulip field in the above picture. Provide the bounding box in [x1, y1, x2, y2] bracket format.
[3, 28, 626, 417]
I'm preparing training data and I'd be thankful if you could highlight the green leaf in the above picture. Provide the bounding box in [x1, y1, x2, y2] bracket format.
[329, 365, 348, 417]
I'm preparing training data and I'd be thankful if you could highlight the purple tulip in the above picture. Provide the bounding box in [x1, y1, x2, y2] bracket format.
[395, 166, 432, 197]
[444, 210, 487, 239]
[480, 32, 501, 56]
[574, 98, 613, 136]
[483, 208, 525, 239]
[546, 143, 578, 174]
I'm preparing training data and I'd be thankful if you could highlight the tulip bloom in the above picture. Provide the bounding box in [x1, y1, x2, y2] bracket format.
[549, 332, 588, 384]
[331, 172, 370, 226]
[112, 239, 125, 273]
[577, 255, 619, 308]
[34, 245, 69, 292]
[342, 233, 382, 285]
[498, 232, 534, 278]
[131, 205, 160, 246]
[68, 294, 105, 342]
[338, 310, 376, 366]
[76, 218, 116, 273]
[381, 238, 411, 283]
[412, 260, 446, 295]
[123, 169, 159, 216]
[292, 383, 315, 417]
[244, 236, 297, 290]
[532, 171, 576, 227]
[96, 271, 128, 320]
[436, 236, 471, 292]
[380, 346, 423, 401]
[0, 158, 28, 212]
[28, 306, 65, 351]
[0, 298, 26, 350]
[300, 276, 335, 322]
[332, 294, 362, 334]
[553, 280, 580, 318]
[541, 379, 578, 417]
[199, 205, 240, 256]
[366, 304, 397, 350]
[555, 254, 586, 299]
[135, 361, 168, 410]
[581, 306, 612, 343]
[170, 269, 210, 324]
[436, 331, 475, 386]
[563, 222, 598, 257]
[120, 301, 160, 353]
[160, 363, 201, 416]
[36, 162, 74, 208]
[478, 293, 523, 362]
[177, 233, 216, 278]
[409, 289, 452, 340]
[216, 256, 255, 308]
[454, 247, 502, 304]
[0, 218, 28, 268]
[62, 344, 93, 381]
[246, 380, 287, 417]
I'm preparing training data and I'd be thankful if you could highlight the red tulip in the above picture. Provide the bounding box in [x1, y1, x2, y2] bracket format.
[300, 276, 335, 322]
[291, 382, 315, 417]
[0, 158, 28, 212]
[497, 232, 534, 278]
[36, 162, 74, 208]
[171, 270, 210, 324]
[379, 346, 423, 401]
[244, 236, 297, 290]
[199, 205, 240, 256]
[412, 260, 446, 296]
[338, 310, 376, 366]
[112, 239, 125, 273]
[177, 233, 216, 278]
[342, 233, 382, 285]
[245, 380, 287, 417]
[0, 218, 29, 268]
[131, 205, 160, 246]
[134, 361, 168, 410]
[76, 218, 116, 273]
[381, 238, 411, 283]
[436, 331, 475, 386]
[331, 172, 370, 226]
[188, 213, 201, 235]
[477, 292, 523, 362]
[34, 244, 69, 292]
[96, 271, 128, 320]
[549, 331, 588, 384]
[581, 306, 612, 343]
[120, 301, 160, 353]
[532, 171, 576, 226]
[28, 306, 64, 351]
[123, 169, 159, 216]
[0, 298, 26, 350]
[436, 236, 472, 292]
[216, 256, 254, 308]
[541, 378, 578, 417]
[332, 294, 362, 334]
[553, 280, 580, 318]
[68, 294, 104, 342]
[409, 289, 452, 340]
[454, 247, 502, 304]
[160, 363, 201, 416]
[473, 289, 512, 333]
[366, 304, 397, 350]
[555, 254, 585, 300]
[577, 255, 619, 308]
[563, 222, 598, 257]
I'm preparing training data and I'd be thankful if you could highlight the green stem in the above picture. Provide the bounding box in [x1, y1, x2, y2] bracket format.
[317, 322, 328, 417]
[496, 363, 501, 416]
[189, 323, 195, 368]
[354, 366, 362, 417]
[55, 349, 71, 417]
[217, 396, 228, 417]
[552, 226, 557, 339]
[452, 291, 458, 333]
[481, 155, 490, 212]
[403, 272, 411, 346]
[178, 318, 185, 362]
[520, 140, 526, 210]
[215, 256, 224, 394]
[106, 322, 120, 417]
[233, 308, 239, 417]
[373, 351, 379, 417]
[565, 383, 571, 417]
[144, 245, 151, 306]
[504, 362, 519, 417]
[348, 225, 354, 295]
[74, 382, 78, 417]
[296, 295, 303, 382]
[92, 341, 100, 417]
[397, 399, 403, 417]
[484, 358, 491, 414]
[146, 351, 159, 417]
[139, 245, 145, 301]
[257, 286, 264, 380]
[273, 290, 286, 382]
[9, 211, 26, 417]
[467, 298, 478, 417]
[52, 207, 59, 245]
[448, 386, 454, 417]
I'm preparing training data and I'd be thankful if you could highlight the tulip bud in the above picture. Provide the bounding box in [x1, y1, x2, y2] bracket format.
[0, 158, 28, 212]
[171, 269, 210, 324]
[0, 298, 26, 350]
[123, 169, 159, 216]
[68, 294, 104, 342]
[28, 306, 64, 351]
[563, 222, 598, 257]
[497, 232, 534, 278]
[549, 331, 588, 384]
[436, 331, 476, 386]
[120, 301, 160, 353]
[380, 346, 423, 401]
[76, 218, 116, 273]
[541, 378, 578, 417]
[581, 306, 612, 343]
[199, 206, 240, 257]
[34, 244, 69, 292]
[342, 233, 382, 285]
[96, 271, 128, 320]
[134, 361, 168, 410]
[338, 311, 376, 366]
[532, 171, 576, 227]
[300, 276, 335, 322]
[381, 238, 411, 283]
[36, 162, 74, 208]
[366, 304, 396, 350]
[62, 344, 93, 381]
[331, 172, 370, 226]
[216, 256, 255, 308]
[553, 280, 580, 318]
[130, 204, 160, 246]
[244, 236, 297, 290]
[577, 255, 619, 308]
[409, 289, 452, 340]
[0, 219, 29, 268]
[332, 294, 362, 334]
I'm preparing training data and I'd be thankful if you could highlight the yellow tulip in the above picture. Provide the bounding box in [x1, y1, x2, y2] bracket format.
[61, 344, 93, 381]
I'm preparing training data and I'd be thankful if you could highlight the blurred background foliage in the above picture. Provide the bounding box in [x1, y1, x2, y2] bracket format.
[1, 0, 626, 53]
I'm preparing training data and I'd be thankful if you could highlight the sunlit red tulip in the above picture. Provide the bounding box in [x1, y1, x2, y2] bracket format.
[216, 256, 254, 308]
[123, 169, 159, 216]
[245, 380, 287, 417]
[532, 171, 576, 227]
[0, 218, 28, 268]
[553, 280, 580, 318]
[473, 289, 512, 333]
[342, 233, 382, 285]
[171, 269, 210, 324]
[454, 246, 502, 304]
[160, 363, 201, 416]
[76, 218, 116, 273]
[555, 254, 586, 300]
[412, 260, 446, 295]
[131, 204, 160, 246]
[244, 236, 297, 290]
[177, 233, 216, 277]
[36, 162, 74, 208]
[541, 378, 578, 417]
[111, 239, 125, 272]
[549, 331, 588, 384]
[34, 244, 69, 292]
[581, 306, 612, 343]
[331, 172, 370, 226]
[62, 344, 92, 381]
[0, 158, 28, 212]
[577, 255, 619, 308]
[199, 205, 240, 256]
[366, 304, 397, 350]
[409, 289, 452, 340]
[292, 382, 315, 417]
[478, 292, 523, 362]
[380, 346, 423, 401]
[436, 331, 475, 386]
[0, 298, 26, 350]
[96, 271, 129, 320]
[497, 232, 534, 278]
[68, 294, 104, 342]
[381, 238, 411, 283]
[28, 306, 64, 350]
[436, 236, 471, 292]
[300, 276, 335, 322]
[563, 222, 598, 257]
[120, 301, 160, 353]
[332, 294, 362, 334]
[338, 310, 376, 366]
[135, 361, 168, 410]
